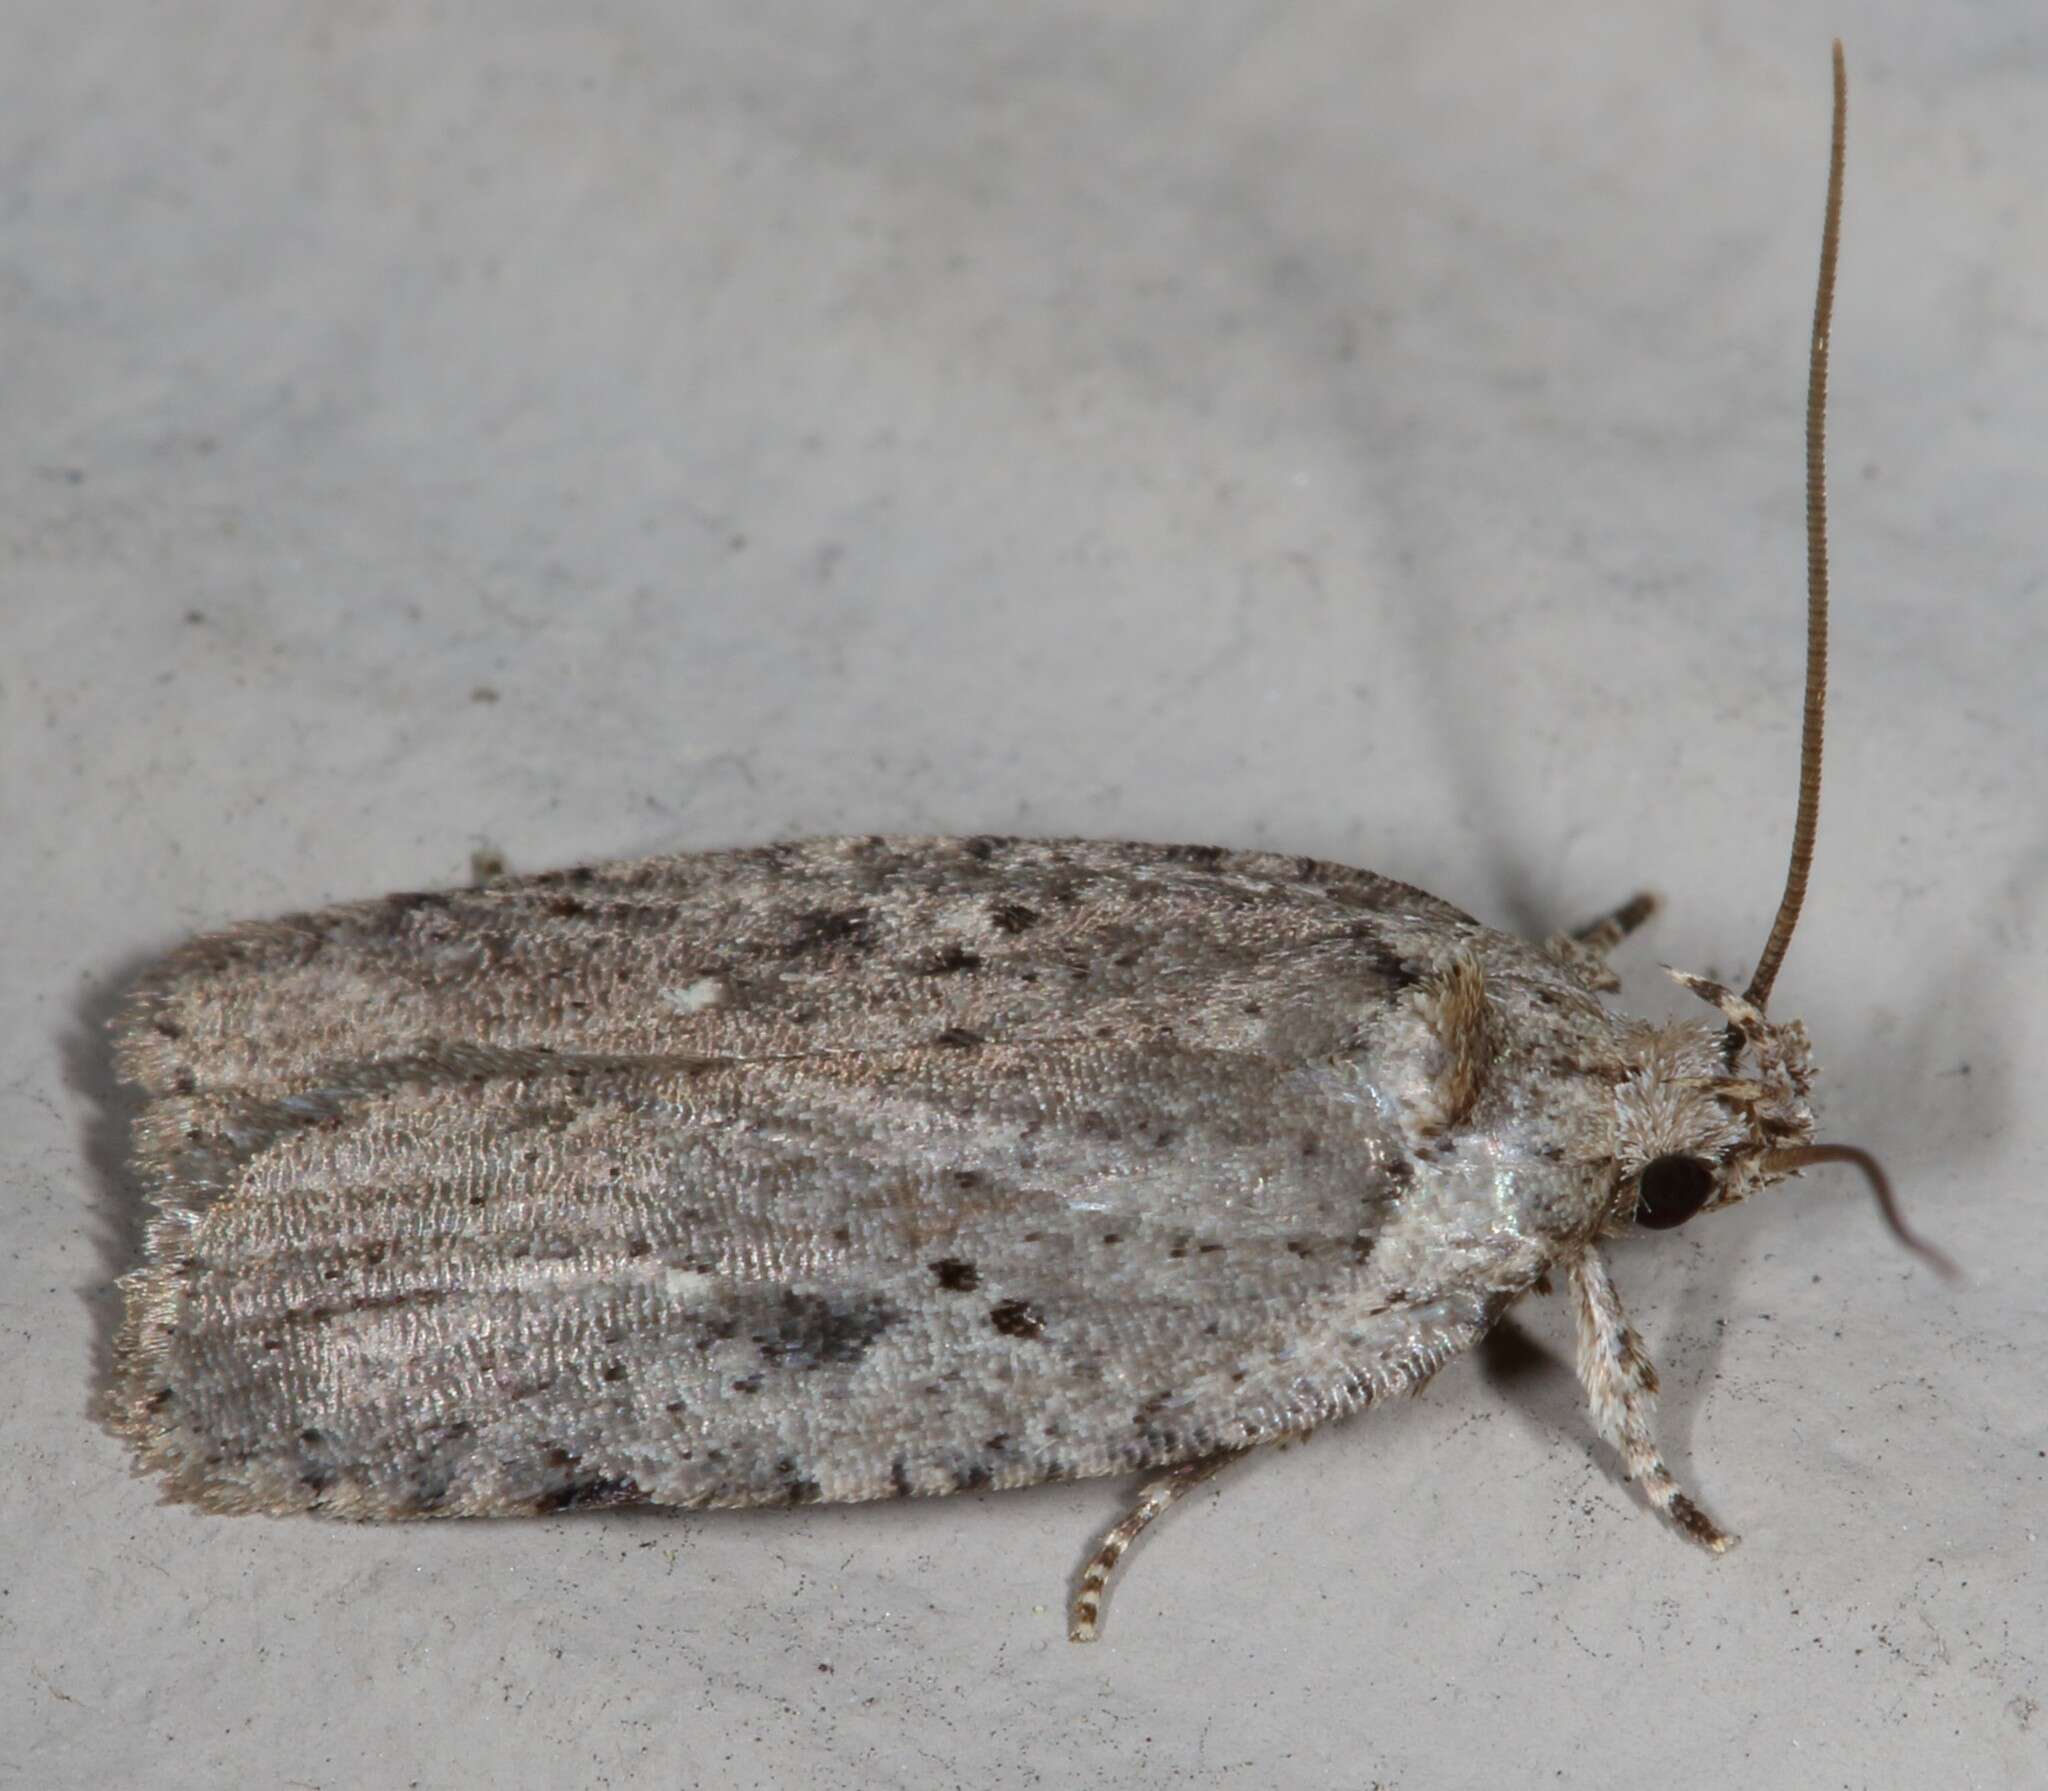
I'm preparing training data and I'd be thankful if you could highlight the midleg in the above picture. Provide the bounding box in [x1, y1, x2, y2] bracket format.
[1571, 891, 1660, 958]
[1546, 892, 1658, 990]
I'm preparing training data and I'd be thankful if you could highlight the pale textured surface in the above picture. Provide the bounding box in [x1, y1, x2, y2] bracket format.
[8, 3, 2044, 1787]
[112, 839, 1599, 1518]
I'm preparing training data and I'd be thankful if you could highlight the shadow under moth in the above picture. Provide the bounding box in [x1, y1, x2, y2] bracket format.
[107, 45, 1946, 1641]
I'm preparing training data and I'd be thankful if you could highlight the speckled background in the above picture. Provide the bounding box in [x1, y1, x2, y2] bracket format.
[7, 4, 2041, 1785]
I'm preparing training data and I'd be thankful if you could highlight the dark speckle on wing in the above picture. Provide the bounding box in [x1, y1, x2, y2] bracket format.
[752, 1292, 901, 1368]
[989, 1299, 1045, 1340]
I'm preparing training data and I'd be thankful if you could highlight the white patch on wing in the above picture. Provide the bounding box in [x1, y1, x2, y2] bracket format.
[663, 1268, 721, 1302]
[663, 977, 728, 1014]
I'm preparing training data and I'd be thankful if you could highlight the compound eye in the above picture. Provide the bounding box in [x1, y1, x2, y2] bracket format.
[1635, 1153, 1716, 1229]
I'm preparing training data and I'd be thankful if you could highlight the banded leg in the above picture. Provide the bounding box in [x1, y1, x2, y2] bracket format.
[1569, 1247, 1733, 1552]
[1571, 890, 1659, 958]
[1547, 892, 1658, 991]
[1069, 1449, 1246, 1642]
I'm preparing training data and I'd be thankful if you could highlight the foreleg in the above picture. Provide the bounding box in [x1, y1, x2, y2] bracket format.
[1569, 1247, 1733, 1552]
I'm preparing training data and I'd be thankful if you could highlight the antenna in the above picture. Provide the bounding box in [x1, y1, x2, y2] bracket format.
[1746, 40, 1845, 1012]
[1764, 1143, 1961, 1280]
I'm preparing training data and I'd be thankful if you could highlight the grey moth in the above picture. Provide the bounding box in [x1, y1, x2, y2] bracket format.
[108, 45, 1940, 1641]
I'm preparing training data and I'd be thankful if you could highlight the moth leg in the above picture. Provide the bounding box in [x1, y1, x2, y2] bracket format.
[1570, 891, 1659, 959]
[1568, 1247, 1734, 1552]
[1544, 893, 1657, 992]
[1069, 1448, 1247, 1642]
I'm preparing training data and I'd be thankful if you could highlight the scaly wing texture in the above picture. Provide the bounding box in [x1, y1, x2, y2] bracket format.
[110, 837, 1596, 1516]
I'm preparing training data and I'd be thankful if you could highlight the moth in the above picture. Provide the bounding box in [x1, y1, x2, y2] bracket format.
[108, 46, 1943, 1641]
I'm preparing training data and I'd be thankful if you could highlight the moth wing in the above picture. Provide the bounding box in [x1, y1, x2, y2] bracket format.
[111, 838, 1573, 1516]
[114, 836, 1478, 1102]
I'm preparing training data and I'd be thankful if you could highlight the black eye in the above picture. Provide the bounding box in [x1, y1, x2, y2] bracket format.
[1635, 1154, 1717, 1229]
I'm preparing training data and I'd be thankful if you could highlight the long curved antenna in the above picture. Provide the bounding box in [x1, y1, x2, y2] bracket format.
[1746, 41, 1846, 1012]
[1763, 1143, 1960, 1279]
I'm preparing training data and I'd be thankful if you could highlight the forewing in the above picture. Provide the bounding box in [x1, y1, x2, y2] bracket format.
[116, 837, 1478, 1101]
[111, 838, 1538, 1516]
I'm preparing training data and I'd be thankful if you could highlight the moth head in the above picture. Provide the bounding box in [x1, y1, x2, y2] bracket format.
[1610, 43, 1950, 1280]
[1614, 977, 1818, 1229]
[1612, 978, 1945, 1273]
